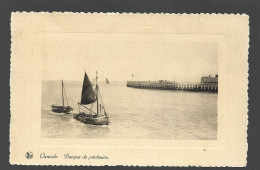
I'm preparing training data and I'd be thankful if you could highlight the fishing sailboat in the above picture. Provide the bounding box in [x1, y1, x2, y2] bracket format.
[106, 78, 110, 84]
[73, 71, 109, 125]
[51, 80, 72, 113]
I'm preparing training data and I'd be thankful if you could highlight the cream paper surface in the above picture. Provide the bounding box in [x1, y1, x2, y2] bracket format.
[10, 12, 248, 166]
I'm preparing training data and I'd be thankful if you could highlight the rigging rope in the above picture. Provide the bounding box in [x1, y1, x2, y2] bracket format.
[90, 103, 94, 113]
[99, 89, 109, 117]
[79, 103, 96, 114]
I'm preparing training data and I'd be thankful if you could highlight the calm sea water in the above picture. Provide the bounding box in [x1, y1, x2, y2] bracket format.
[41, 81, 217, 140]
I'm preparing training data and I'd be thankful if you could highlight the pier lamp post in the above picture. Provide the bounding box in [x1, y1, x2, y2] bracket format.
[132, 73, 134, 86]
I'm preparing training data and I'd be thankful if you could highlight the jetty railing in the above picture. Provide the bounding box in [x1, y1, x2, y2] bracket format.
[126, 81, 218, 93]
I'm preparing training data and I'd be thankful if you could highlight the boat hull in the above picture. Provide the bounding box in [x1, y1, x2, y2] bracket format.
[51, 105, 72, 113]
[73, 112, 109, 125]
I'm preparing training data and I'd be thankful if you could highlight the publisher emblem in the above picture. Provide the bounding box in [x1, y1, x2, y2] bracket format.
[25, 151, 33, 159]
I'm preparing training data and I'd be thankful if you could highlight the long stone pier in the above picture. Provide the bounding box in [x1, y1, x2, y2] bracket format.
[126, 80, 218, 93]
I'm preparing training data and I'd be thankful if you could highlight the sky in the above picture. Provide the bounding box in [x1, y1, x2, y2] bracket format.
[42, 33, 218, 83]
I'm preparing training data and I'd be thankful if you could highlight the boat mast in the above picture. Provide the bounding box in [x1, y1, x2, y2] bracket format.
[62, 80, 64, 107]
[63, 83, 69, 107]
[96, 71, 99, 117]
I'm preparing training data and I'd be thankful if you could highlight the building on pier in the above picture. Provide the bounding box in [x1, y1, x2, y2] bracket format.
[201, 74, 218, 84]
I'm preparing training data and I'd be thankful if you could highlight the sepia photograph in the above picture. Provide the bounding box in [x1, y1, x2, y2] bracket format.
[41, 35, 218, 140]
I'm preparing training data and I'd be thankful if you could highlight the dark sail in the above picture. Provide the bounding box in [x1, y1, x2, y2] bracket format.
[81, 72, 96, 105]
[106, 78, 110, 84]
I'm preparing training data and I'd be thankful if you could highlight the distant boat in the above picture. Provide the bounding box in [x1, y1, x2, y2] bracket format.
[106, 78, 110, 84]
[51, 80, 72, 114]
[73, 71, 109, 125]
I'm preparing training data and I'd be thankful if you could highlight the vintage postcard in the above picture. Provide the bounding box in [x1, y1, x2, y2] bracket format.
[10, 12, 248, 166]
